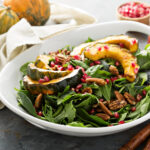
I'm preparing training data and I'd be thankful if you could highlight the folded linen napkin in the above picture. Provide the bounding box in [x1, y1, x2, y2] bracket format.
[0, 2, 96, 109]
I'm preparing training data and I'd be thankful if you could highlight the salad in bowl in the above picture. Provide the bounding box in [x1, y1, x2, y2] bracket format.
[16, 34, 150, 128]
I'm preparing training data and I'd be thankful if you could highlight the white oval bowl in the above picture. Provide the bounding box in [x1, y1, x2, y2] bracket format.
[0, 21, 150, 137]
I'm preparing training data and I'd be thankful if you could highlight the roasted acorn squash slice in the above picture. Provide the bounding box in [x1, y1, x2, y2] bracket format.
[84, 44, 139, 82]
[23, 69, 83, 94]
[71, 35, 138, 56]
[27, 63, 71, 80]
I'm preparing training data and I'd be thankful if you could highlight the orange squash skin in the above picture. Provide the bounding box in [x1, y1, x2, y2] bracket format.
[4, 0, 50, 26]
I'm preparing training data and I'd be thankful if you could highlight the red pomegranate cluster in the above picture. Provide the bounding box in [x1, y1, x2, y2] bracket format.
[119, 2, 150, 18]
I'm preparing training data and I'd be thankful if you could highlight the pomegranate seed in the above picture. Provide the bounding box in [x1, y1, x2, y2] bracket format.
[94, 60, 101, 65]
[50, 61, 55, 67]
[114, 112, 119, 119]
[105, 79, 110, 84]
[44, 76, 50, 82]
[148, 36, 150, 43]
[38, 78, 45, 83]
[118, 120, 125, 124]
[76, 66, 80, 69]
[136, 94, 143, 102]
[142, 90, 147, 96]
[97, 47, 102, 51]
[131, 62, 136, 67]
[76, 84, 82, 89]
[83, 73, 88, 79]
[132, 39, 137, 45]
[110, 77, 118, 82]
[81, 78, 86, 83]
[89, 109, 95, 114]
[90, 62, 95, 66]
[74, 55, 81, 60]
[86, 47, 90, 52]
[68, 65, 74, 71]
[131, 107, 136, 112]
[59, 66, 64, 71]
[55, 57, 59, 63]
[104, 45, 109, 50]
[37, 111, 43, 116]
[99, 98, 104, 102]
[134, 68, 139, 74]
[119, 43, 125, 48]
[115, 61, 120, 66]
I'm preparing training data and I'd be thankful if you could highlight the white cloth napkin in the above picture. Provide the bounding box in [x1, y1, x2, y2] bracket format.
[0, 2, 96, 109]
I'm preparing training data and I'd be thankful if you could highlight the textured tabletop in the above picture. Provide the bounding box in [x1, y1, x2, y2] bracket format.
[0, 0, 150, 150]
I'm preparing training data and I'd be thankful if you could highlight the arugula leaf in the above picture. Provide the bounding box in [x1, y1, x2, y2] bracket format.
[17, 91, 37, 117]
[42, 105, 54, 122]
[85, 37, 94, 43]
[136, 49, 150, 71]
[99, 81, 112, 100]
[86, 65, 103, 77]
[71, 60, 89, 69]
[75, 94, 98, 110]
[77, 108, 109, 126]
[20, 62, 31, 76]
[67, 121, 91, 127]
[145, 44, 150, 50]
[54, 101, 76, 123]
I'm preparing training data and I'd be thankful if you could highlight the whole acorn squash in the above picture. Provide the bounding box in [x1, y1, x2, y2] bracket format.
[0, 6, 19, 34]
[4, 0, 50, 26]
[23, 69, 83, 94]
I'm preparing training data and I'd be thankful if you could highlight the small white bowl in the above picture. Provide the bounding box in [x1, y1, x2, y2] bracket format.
[0, 21, 150, 137]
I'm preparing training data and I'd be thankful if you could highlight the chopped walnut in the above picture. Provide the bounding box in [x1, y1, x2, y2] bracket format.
[124, 92, 136, 105]
[86, 78, 107, 86]
[96, 113, 110, 121]
[108, 100, 127, 110]
[82, 87, 92, 94]
[114, 91, 125, 101]
[35, 93, 43, 109]
[109, 65, 119, 75]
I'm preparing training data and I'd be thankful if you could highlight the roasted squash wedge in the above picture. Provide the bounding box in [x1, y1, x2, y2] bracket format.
[84, 44, 139, 82]
[27, 63, 71, 80]
[24, 69, 83, 94]
[71, 35, 138, 56]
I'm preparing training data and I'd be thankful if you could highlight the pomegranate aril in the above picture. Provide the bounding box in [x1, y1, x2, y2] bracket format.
[98, 47, 102, 51]
[131, 107, 136, 112]
[50, 61, 55, 67]
[105, 79, 110, 84]
[90, 62, 95, 66]
[94, 60, 101, 65]
[115, 61, 120, 66]
[89, 109, 95, 114]
[83, 74, 88, 79]
[74, 55, 81, 60]
[131, 62, 136, 67]
[118, 120, 125, 124]
[104, 45, 109, 50]
[39, 78, 45, 83]
[99, 98, 104, 102]
[76, 66, 80, 69]
[59, 67, 64, 71]
[114, 112, 119, 119]
[119, 43, 125, 48]
[81, 78, 86, 83]
[136, 94, 143, 102]
[44, 76, 50, 82]
[142, 90, 147, 96]
[68, 65, 74, 71]
[132, 39, 137, 44]
[134, 68, 139, 74]
[37, 111, 43, 116]
[76, 84, 82, 89]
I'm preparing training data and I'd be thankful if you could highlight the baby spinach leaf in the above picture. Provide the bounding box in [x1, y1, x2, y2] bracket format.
[54, 101, 76, 123]
[71, 60, 89, 69]
[20, 62, 31, 76]
[77, 108, 109, 126]
[42, 105, 54, 122]
[17, 91, 37, 117]
[67, 121, 91, 127]
[85, 37, 94, 43]
[136, 49, 150, 71]
[86, 65, 103, 77]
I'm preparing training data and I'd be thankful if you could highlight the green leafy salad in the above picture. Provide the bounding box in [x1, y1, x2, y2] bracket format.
[16, 36, 150, 127]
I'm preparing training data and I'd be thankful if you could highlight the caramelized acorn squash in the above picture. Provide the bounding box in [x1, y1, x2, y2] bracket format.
[71, 35, 138, 56]
[84, 44, 139, 82]
[24, 69, 83, 94]
[27, 63, 71, 80]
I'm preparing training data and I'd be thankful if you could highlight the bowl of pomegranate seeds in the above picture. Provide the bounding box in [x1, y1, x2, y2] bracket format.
[117, 2, 150, 25]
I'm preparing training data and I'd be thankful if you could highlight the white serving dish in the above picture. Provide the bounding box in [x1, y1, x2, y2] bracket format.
[0, 21, 150, 137]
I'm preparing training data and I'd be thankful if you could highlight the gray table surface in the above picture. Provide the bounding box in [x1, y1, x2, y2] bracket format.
[1, 0, 150, 150]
